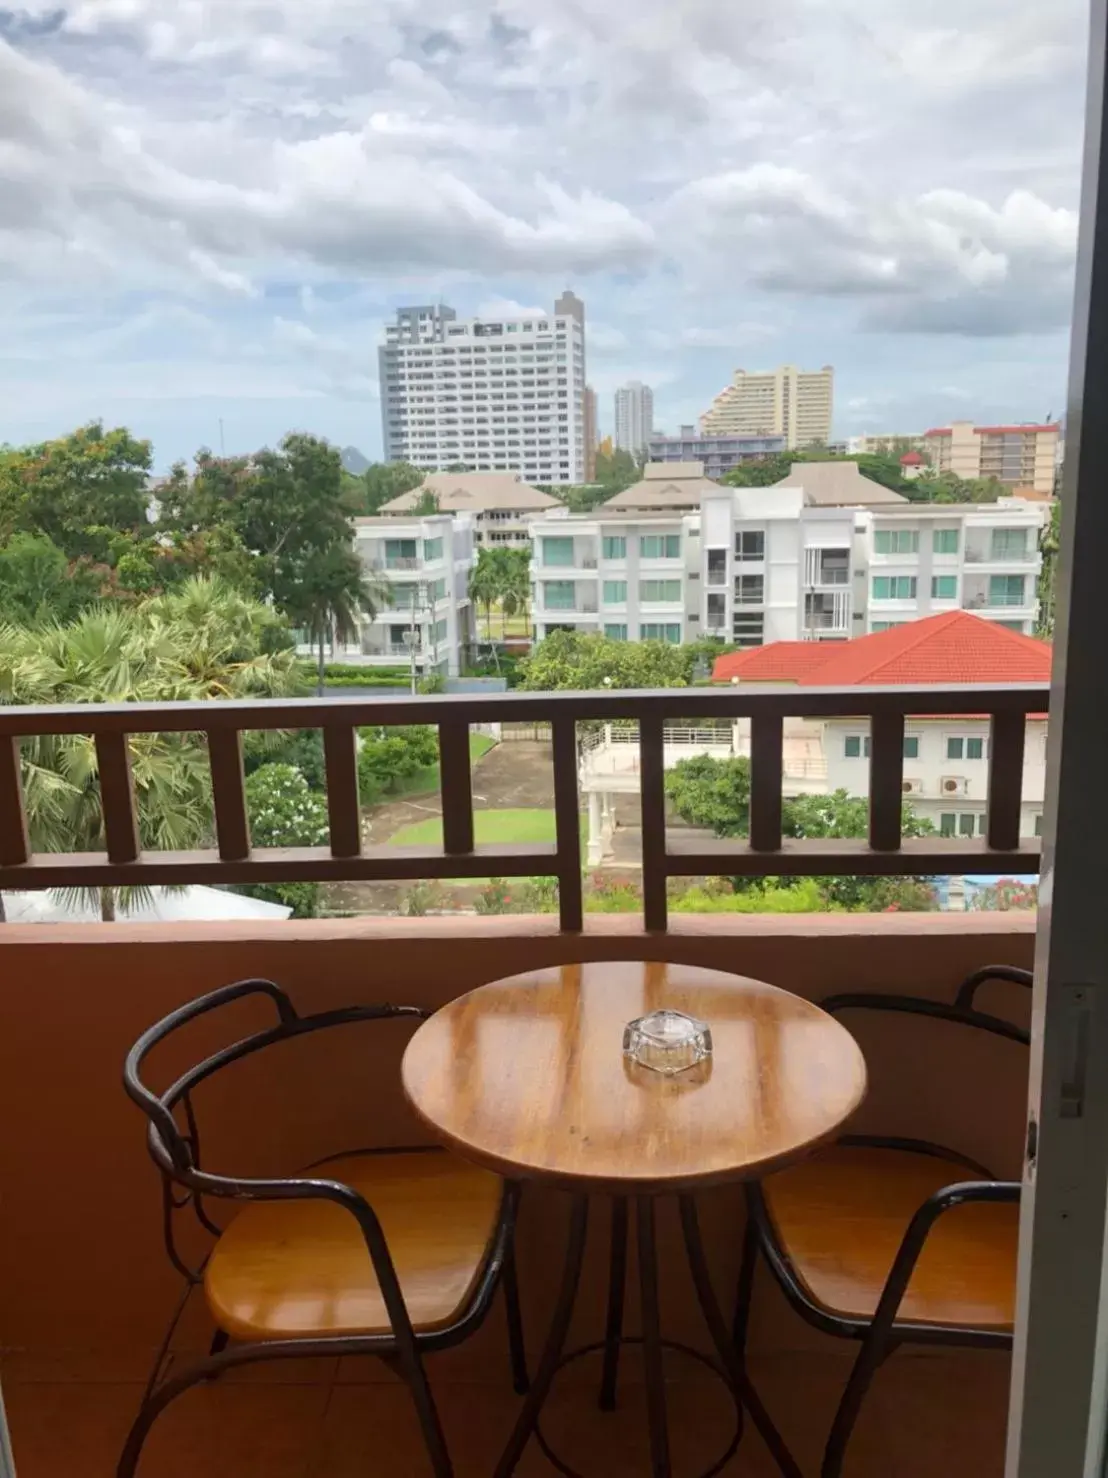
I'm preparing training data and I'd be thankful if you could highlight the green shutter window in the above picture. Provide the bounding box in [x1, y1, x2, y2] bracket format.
[602, 536, 626, 560]
[988, 574, 1025, 606]
[603, 623, 628, 640]
[990, 528, 1027, 559]
[940, 814, 957, 837]
[931, 575, 957, 599]
[933, 528, 960, 554]
[423, 537, 443, 562]
[542, 537, 574, 566]
[640, 534, 681, 559]
[959, 814, 976, 837]
[874, 529, 919, 554]
[873, 576, 917, 600]
[966, 737, 984, 760]
[639, 580, 681, 603]
[602, 581, 627, 605]
[543, 580, 576, 610]
[844, 735, 861, 758]
[903, 737, 920, 759]
[947, 737, 964, 760]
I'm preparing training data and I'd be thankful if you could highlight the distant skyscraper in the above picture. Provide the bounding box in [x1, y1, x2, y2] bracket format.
[700, 365, 834, 449]
[583, 385, 598, 482]
[614, 381, 654, 456]
[378, 293, 587, 484]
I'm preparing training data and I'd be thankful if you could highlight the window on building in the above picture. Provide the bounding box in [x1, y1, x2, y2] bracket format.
[989, 574, 1026, 606]
[959, 813, 977, 837]
[640, 622, 682, 643]
[542, 536, 575, 567]
[874, 529, 920, 554]
[640, 534, 681, 558]
[735, 574, 764, 604]
[423, 537, 444, 562]
[542, 580, 576, 610]
[707, 549, 727, 585]
[903, 736, 920, 759]
[431, 618, 448, 643]
[872, 575, 918, 600]
[947, 736, 985, 760]
[844, 735, 871, 758]
[931, 575, 958, 599]
[732, 612, 764, 647]
[869, 621, 904, 633]
[602, 581, 628, 605]
[639, 579, 682, 603]
[385, 539, 417, 568]
[735, 530, 765, 561]
[933, 528, 960, 554]
[430, 578, 447, 602]
[602, 536, 626, 560]
[604, 623, 628, 640]
[1034, 813, 1044, 837]
[990, 528, 1028, 560]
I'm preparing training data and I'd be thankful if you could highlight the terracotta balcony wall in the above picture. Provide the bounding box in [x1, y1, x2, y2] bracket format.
[0, 912, 1033, 1477]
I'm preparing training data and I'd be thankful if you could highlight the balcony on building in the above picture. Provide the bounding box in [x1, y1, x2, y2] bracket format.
[0, 673, 1047, 1477]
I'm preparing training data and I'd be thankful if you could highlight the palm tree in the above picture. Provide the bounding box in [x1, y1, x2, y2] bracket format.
[0, 581, 308, 920]
[498, 549, 532, 638]
[468, 547, 499, 641]
[286, 546, 389, 694]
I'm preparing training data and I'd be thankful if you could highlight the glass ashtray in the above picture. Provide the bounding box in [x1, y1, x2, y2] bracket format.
[623, 1009, 713, 1076]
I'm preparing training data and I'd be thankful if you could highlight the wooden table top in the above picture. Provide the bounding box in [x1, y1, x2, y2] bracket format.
[401, 961, 867, 1192]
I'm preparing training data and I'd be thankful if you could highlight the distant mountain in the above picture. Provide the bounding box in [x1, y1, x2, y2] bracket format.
[341, 446, 371, 475]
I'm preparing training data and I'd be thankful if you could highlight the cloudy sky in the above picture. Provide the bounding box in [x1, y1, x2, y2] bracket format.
[0, 0, 1089, 469]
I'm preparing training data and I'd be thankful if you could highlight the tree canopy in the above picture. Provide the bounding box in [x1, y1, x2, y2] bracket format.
[517, 629, 692, 690]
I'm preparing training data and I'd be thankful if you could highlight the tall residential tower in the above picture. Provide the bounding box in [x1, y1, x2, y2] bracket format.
[700, 364, 834, 448]
[614, 381, 654, 456]
[378, 293, 587, 484]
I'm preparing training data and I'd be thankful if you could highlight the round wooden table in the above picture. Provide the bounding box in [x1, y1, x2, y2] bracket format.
[402, 961, 867, 1478]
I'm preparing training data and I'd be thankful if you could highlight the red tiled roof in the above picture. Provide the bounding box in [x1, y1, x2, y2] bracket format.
[923, 423, 1060, 437]
[899, 451, 924, 465]
[711, 611, 1051, 687]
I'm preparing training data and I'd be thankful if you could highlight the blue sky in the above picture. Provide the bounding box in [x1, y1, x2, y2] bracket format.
[0, 0, 1087, 471]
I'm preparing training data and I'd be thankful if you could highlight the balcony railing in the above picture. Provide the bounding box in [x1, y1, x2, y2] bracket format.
[0, 685, 1045, 933]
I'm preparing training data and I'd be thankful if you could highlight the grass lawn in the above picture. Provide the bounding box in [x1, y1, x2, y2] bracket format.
[386, 807, 557, 848]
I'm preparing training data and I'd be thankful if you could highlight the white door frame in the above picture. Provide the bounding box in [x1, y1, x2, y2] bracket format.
[1007, 3, 1108, 1472]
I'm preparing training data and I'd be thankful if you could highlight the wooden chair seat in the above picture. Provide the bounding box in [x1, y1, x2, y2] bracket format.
[204, 1150, 503, 1341]
[761, 1144, 1018, 1330]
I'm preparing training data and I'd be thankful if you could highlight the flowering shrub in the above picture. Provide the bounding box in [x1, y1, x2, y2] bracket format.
[238, 763, 328, 917]
[475, 879, 515, 914]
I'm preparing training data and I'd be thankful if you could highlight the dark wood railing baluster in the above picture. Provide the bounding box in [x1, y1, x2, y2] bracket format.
[207, 730, 250, 862]
[987, 711, 1026, 852]
[95, 732, 140, 863]
[323, 727, 362, 858]
[639, 715, 668, 931]
[439, 722, 475, 856]
[0, 736, 29, 866]
[868, 712, 905, 853]
[749, 712, 784, 852]
[551, 718, 583, 932]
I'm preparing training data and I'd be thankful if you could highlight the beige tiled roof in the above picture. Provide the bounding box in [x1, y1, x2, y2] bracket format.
[380, 473, 560, 514]
[604, 473, 719, 510]
[773, 461, 907, 506]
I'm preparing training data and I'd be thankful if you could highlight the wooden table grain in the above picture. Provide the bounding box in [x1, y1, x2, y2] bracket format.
[401, 960, 867, 1193]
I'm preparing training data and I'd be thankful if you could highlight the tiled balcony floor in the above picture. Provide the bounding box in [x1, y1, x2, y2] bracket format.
[2, 1347, 1010, 1477]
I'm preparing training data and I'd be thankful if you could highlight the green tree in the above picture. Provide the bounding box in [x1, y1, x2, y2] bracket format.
[0, 582, 305, 921]
[497, 547, 532, 636]
[0, 533, 105, 624]
[469, 546, 500, 639]
[356, 725, 439, 802]
[412, 487, 441, 515]
[1036, 501, 1061, 638]
[237, 763, 329, 917]
[517, 630, 691, 690]
[283, 542, 388, 694]
[665, 754, 751, 835]
[354, 462, 425, 515]
[0, 423, 152, 560]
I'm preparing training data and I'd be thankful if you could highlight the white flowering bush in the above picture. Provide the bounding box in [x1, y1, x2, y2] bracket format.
[239, 763, 329, 916]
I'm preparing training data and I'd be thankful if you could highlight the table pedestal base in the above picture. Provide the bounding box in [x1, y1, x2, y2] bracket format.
[493, 1193, 802, 1478]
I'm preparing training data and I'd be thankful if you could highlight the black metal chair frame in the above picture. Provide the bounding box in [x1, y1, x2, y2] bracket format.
[119, 978, 528, 1478]
[733, 965, 1031, 1478]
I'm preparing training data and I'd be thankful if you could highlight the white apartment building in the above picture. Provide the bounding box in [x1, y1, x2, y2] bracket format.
[306, 514, 476, 677]
[527, 481, 1046, 648]
[378, 294, 587, 485]
[378, 472, 559, 547]
[922, 421, 1061, 494]
[614, 381, 654, 456]
[530, 509, 700, 644]
[700, 364, 834, 448]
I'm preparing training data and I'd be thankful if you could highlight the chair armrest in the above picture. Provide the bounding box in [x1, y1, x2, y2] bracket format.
[871, 1179, 1020, 1333]
[954, 966, 1033, 1012]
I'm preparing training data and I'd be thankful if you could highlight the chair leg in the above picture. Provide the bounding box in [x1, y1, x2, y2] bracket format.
[118, 1358, 228, 1477]
[209, 1328, 229, 1358]
[502, 1237, 530, 1395]
[731, 1208, 759, 1362]
[397, 1343, 454, 1478]
[821, 1331, 896, 1478]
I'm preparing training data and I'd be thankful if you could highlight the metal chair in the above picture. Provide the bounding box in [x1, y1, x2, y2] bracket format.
[119, 978, 527, 1478]
[733, 965, 1032, 1478]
